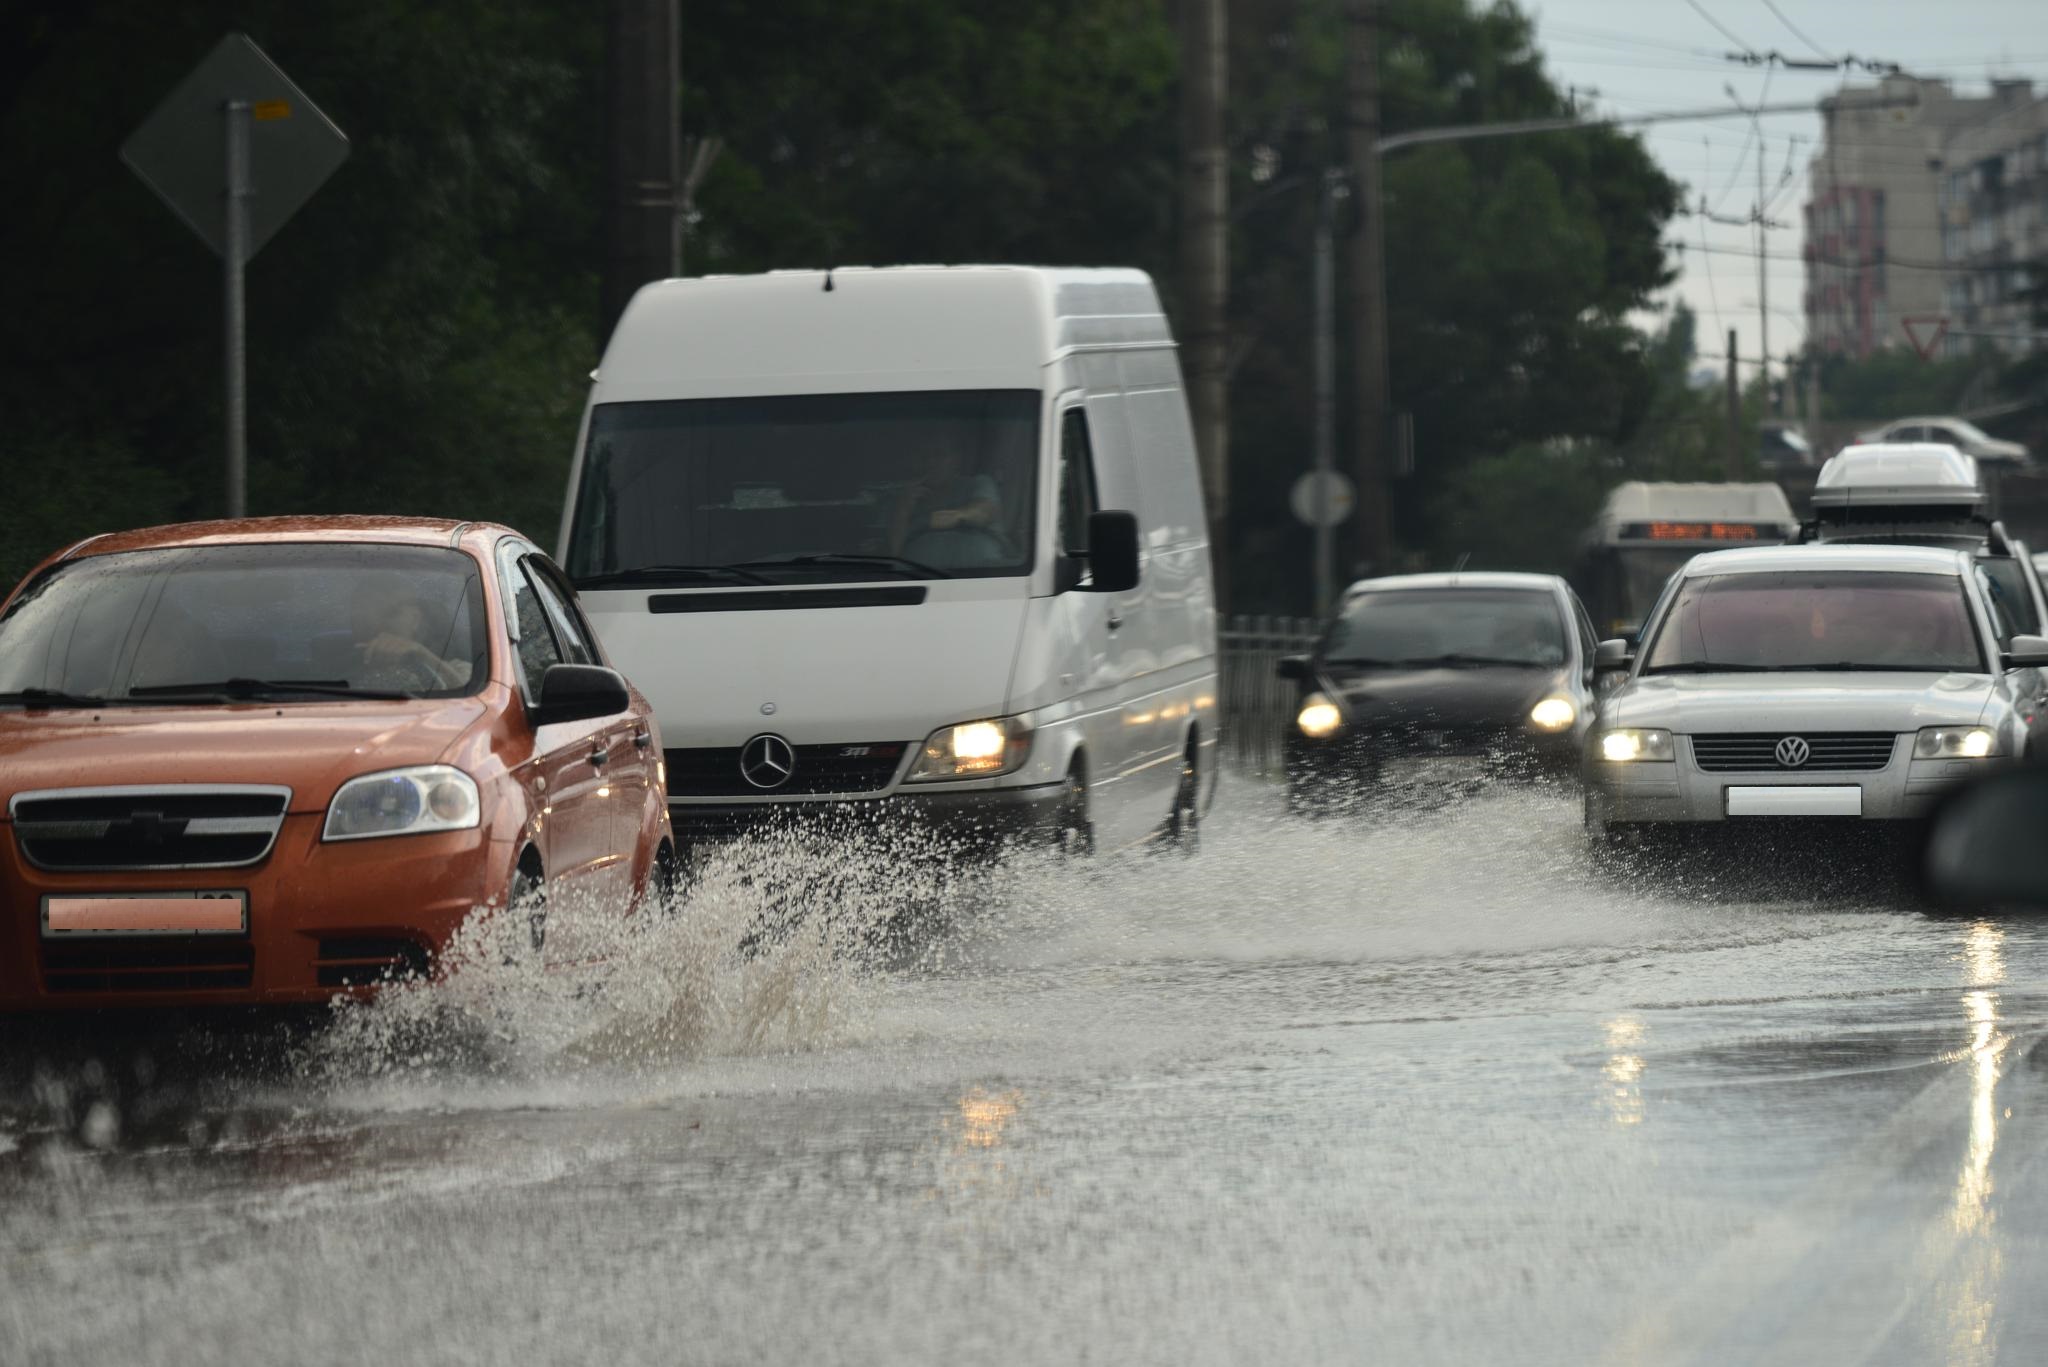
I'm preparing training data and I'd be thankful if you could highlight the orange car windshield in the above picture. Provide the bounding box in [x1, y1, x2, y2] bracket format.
[0, 543, 490, 704]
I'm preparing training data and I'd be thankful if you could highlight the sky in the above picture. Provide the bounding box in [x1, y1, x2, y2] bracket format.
[1525, 0, 2048, 382]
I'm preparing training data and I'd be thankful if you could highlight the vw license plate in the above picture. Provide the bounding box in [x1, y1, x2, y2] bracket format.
[1724, 786, 1862, 818]
[41, 891, 247, 937]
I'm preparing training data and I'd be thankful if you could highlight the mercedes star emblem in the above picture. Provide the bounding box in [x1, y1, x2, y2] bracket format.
[1774, 735, 1811, 768]
[739, 733, 796, 790]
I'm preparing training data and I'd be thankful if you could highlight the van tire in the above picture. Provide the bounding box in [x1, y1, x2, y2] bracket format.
[1164, 737, 1200, 855]
[1056, 765, 1094, 860]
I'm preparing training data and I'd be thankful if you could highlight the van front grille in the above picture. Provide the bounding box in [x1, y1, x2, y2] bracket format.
[11, 786, 291, 870]
[664, 743, 909, 797]
[1690, 732, 1899, 773]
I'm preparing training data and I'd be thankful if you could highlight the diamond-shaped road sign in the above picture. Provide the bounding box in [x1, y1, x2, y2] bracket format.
[121, 33, 348, 260]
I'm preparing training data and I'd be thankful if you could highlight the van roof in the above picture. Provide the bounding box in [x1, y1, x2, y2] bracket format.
[1341, 571, 1564, 599]
[593, 266, 1171, 403]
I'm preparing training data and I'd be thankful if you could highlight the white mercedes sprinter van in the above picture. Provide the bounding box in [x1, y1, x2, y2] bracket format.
[556, 266, 1218, 857]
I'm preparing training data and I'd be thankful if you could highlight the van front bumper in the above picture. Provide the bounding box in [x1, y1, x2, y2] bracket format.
[669, 781, 1071, 850]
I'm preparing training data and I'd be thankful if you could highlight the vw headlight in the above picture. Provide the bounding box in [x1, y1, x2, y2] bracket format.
[324, 765, 481, 841]
[906, 717, 1032, 781]
[1529, 697, 1576, 730]
[1598, 728, 1675, 763]
[1914, 726, 1998, 759]
[1296, 692, 1343, 739]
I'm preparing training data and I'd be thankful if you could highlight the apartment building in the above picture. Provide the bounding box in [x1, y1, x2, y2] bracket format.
[1804, 76, 2011, 358]
[1939, 81, 2048, 357]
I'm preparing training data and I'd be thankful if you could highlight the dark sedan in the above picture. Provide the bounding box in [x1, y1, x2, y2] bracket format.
[1279, 572, 1600, 811]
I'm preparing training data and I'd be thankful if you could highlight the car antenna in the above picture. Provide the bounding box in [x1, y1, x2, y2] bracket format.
[1451, 551, 1472, 583]
[822, 266, 835, 293]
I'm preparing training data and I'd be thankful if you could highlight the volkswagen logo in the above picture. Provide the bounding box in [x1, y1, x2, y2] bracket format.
[739, 733, 797, 790]
[1774, 735, 1811, 768]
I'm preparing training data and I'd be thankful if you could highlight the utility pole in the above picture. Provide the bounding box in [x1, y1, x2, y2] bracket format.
[1756, 143, 1772, 415]
[602, 0, 680, 341]
[1179, 0, 1230, 606]
[1312, 170, 1340, 617]
[222, 99, 250, 519]
[1725, 330, 1743, 479]
[1344, 0, 1392, 575]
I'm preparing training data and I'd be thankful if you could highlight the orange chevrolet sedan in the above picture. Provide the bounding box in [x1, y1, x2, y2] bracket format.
[0, 516, 674, 1009]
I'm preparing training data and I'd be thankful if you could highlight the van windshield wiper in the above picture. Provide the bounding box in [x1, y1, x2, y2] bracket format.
[127, 678, 411, 701]
[731, 553, 954, 580]
[575, 563, 776, 588]
[1341, 653, 1551, 669]
[1641, 662, 1774, 674]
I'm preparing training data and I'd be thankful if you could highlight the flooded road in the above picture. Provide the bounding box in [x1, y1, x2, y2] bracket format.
[6, 787, 2048, 1365]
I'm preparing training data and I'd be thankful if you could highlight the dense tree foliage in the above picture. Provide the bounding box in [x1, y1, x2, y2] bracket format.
[2, 0, 1686, 608]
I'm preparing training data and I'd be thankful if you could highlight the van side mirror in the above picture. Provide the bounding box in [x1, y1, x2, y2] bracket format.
[2004, 633, 2048, 668]
[1081, 510, 1140, 594]
[1594, 638, 1634, 672]
[530, 663, 631, 727]
[1276, 655, 1310, 681]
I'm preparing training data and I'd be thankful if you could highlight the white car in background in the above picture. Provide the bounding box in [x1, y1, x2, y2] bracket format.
[1851, 416, 2029, 468]
[1584, 543, 2048, 839]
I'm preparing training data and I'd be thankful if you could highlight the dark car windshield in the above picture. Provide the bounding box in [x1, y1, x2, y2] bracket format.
[1642, 571, 1985, 674]
[1322, 589, 1567, 668]
[567, 390, 1040, 583]
[0, 544, 490, 704]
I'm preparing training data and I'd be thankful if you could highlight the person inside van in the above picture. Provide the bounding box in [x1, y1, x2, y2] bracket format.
[890, 444, 1002, 555]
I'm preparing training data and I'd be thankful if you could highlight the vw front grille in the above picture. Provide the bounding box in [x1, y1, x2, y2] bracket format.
[1689, 733, 1899, 773]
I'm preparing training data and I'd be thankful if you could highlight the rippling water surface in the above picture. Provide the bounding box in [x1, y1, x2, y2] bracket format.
[6, 785, 2047, 1366]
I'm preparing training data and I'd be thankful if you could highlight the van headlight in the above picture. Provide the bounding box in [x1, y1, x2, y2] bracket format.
[324, 765, 481, 841]
[1914, 726, 1999, 759]
[1296, 693, 1343, 739]
[906, 717, 1032, 781]
[1529, 697, 1576, 730]
[1598, 729, 1674, 763]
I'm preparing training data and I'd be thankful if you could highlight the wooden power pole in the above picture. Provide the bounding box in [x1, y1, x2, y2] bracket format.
[602, 0, 680, 342]
[1179, 0, 1230, 607]
[1725, 330, 1743, 479]
[1344, 0, 1392, 575]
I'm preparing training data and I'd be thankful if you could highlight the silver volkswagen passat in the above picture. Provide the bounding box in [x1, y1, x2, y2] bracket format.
[1584, 544, 2048, 838]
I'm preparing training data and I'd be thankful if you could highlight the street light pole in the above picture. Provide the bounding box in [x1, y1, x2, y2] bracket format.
[222, 98, 249, 519]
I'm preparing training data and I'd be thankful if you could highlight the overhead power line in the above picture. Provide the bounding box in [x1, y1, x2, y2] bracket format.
[1759, 0, 1835, 62]
[1683, 0, 1760, 57]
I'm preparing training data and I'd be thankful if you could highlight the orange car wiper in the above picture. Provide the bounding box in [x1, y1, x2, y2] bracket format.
[0, 687, 134, 709]
[127, 678, 411, 701]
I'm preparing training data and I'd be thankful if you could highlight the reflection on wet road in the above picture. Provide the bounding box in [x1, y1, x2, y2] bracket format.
[5, 788, 2048, 1365]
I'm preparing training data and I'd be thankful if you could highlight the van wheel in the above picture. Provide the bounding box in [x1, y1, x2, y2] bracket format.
[510, 858, 547, 952]
[1056, 768, 1094, 860]
[1165, 741, 1201, 855]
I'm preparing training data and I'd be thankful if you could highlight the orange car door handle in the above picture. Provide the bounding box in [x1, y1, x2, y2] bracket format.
[588, 743, 610, 766]
[632, 731, 652, 750]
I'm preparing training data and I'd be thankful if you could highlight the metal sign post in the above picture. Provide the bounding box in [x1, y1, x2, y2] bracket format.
[123, 35, 348, 518]
[223, 100, 249, 517]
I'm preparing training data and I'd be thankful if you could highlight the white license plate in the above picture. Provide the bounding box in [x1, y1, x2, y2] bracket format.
[1725, 786, 1863, 818]
[41, 891, 248, 937]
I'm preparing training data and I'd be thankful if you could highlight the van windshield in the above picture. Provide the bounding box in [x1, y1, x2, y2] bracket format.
[568, 391, 1041, 584]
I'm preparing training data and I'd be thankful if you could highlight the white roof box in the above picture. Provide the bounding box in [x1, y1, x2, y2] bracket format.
[1812, 443, 1984, 513]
